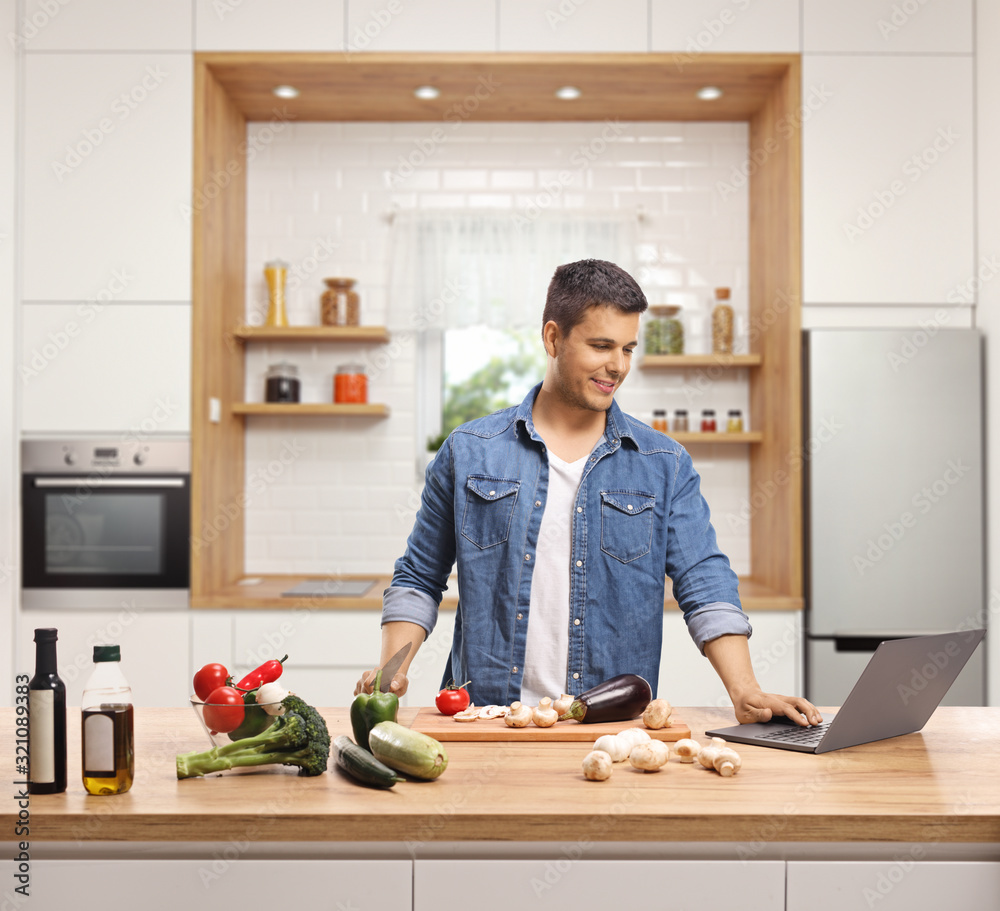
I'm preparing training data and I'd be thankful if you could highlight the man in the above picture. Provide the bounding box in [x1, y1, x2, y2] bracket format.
[356, 259, 820, 726]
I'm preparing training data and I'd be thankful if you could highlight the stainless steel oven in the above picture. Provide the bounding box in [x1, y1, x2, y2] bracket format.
[21, 439, 190, 609]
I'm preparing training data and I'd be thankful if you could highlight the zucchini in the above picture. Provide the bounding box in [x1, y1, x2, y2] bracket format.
[368, 721, 449, 780]
[333, 735, 404, 789]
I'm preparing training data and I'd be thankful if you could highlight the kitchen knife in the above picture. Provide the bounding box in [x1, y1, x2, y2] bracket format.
[378, 641, 412, 692]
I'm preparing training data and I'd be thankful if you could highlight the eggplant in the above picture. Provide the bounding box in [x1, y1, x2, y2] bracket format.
[558, 674, 652, 723]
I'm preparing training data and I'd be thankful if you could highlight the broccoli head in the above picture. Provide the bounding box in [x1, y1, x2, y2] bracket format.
[177, 695, 331, 779]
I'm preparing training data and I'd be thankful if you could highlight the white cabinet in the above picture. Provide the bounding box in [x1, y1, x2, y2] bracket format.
[415, 860, 784, 911]
[803, 55, 974, 305]
[15, 609, 190, 707]
[195, 0, 344, 51]
[803, 0, 973, 54]
[20, 303, 191, 434]
[22, 54, 192, 302]
[19, 0, 192, 51]
[13, 860, 411, 911]
[351, 0, 495, 51]
[651, 0, 800, 53]
[787, 861, 1000, 911]
[499, 0, 646, 52]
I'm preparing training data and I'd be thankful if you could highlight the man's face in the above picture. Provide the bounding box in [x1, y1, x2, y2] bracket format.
[545, 305, 640, 413]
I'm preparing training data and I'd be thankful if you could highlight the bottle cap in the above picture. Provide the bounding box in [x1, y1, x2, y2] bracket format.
[93, 645, 121, 662]
[675, 409, 688, 416]
[728, 409, 742, 416]
[653, 409, 666, 416]
[34, 628, 58, 643]
[702, 409, 715, 416]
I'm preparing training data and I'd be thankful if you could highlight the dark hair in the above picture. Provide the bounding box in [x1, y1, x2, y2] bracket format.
[542, 259, 648, 338]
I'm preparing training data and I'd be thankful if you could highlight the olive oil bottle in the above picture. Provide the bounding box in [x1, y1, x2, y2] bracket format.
[81, 645, 134, 796]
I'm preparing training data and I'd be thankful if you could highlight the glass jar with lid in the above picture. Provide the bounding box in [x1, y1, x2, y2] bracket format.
[700, 409, 717, 433]
[672, 409, 689, 433]
[726, 409, 744, 433]
[334, 364, 367, 404]
[644, 305, 685, 355]
[265, 362, 300, 403]
[651, 410, 668, 433]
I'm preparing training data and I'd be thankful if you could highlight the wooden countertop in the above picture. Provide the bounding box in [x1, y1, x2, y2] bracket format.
[191, 574, 803, 611]
[8, 706, 999, 845]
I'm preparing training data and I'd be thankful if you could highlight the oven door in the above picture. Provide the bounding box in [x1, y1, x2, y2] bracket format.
[21, 473, 190, 609]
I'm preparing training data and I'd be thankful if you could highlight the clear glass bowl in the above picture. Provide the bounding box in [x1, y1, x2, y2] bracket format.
[190, 696, 284, 749]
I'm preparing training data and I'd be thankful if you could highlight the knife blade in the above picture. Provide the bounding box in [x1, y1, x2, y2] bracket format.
[378, 641, 412, 692]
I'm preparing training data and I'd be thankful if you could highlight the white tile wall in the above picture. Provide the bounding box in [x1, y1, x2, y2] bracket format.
[498, 0, 648, 53]
[244, 121, 752, 574]
[19, 0, 193, 51]
[194, 0, 344, 51]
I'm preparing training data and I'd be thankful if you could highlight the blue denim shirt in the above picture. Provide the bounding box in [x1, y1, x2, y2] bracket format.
[383, 384, 750, 707]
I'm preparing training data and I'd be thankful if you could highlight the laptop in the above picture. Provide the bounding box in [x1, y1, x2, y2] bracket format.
[705, 629, 986, 754]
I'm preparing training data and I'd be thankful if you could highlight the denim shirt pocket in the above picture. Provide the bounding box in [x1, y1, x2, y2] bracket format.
[462, 476, 521, 549]
[600, 490, 655, 563]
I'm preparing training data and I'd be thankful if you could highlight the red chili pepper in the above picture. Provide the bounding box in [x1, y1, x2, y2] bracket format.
[235, 654, 287, 690]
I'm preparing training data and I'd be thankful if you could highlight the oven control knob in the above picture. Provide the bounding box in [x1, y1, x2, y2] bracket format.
[133, 451, 146, 466]
[63, 451, 77, 466]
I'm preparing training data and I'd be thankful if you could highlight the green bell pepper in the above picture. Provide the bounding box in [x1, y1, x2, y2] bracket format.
[350, 667, 399, 750]
[227, 689, 273, 741]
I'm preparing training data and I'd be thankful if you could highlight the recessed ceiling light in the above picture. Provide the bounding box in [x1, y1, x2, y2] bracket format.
[414, 85, 440, 100]
[697, 86, 723, 101]
[272, 85, 300, 99]
[555, 86, 581, 100]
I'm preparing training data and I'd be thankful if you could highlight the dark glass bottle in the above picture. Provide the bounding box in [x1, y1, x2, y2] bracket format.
[28, 628, 67, 794]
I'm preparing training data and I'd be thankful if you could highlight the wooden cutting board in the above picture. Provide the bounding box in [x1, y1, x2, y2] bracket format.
[410, 708, 691, 742]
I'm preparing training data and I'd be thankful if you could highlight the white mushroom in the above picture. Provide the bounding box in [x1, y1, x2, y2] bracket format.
[553, 693, 575, 715]
[532, 697, 559, 728]
[593, 733, 629, 763]
[712, 747, 742, 777]
[504, 701, 533, 728]
[673, 738, 701, 763]
[698, 737, 728, 770]
[582, 750, 613, 781]
[642, 699, 674, 729]
[617, 727, 652, 749]
[628, 740, 671, 772]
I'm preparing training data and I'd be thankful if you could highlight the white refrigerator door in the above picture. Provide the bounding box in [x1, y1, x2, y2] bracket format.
[804, 328, 984, 637]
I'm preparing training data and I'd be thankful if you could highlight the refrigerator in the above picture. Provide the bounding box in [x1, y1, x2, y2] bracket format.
[803, 328, 986, 705]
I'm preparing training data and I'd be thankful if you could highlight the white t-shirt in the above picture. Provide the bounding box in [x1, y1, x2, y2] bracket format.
[520, 450, 587, 705]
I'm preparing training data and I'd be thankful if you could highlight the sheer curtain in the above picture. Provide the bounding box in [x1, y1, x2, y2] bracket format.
[386, 209, 638, 333]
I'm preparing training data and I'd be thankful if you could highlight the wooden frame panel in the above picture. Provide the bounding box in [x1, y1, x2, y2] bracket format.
[190, 52, 803, 609]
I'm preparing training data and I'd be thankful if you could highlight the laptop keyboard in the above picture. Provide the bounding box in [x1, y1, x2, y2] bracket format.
[756, 722, 832, 746]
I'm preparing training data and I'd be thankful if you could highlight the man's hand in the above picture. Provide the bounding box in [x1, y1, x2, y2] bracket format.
[354, 668, 409, 697]
[733, 690, 822, 726]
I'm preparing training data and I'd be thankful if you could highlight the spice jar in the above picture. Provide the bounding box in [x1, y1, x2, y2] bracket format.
[265, 362, 300, 403]
[700, 409, 717, 433]
[644, 305, 685, 355]
[652, 410, 668, 433]
[334, 363, 367, 404]
[726, 409, 744, 433]
[711, 287, 733, 355]
[322, 278, 360, 327]
[672, 409, 689, 433]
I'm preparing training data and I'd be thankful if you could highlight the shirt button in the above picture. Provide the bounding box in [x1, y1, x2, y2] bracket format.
[524, 554, 531, 561]
[572, 672, 580, 680]
[590, 457, 596, 462]
[512, 666, 519, 674]
[576, 506, 582, 513]
[627, 504, 633, 511]
[535, 500, 542, 507]
[574, 618, 581, 626]
[489, 490, 496, 496]
[575, 560, 582, 567]
[517, 613, 523, 620]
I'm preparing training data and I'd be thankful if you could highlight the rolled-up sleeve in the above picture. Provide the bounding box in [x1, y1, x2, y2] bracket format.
[381, 585, 439, 635]
[685, 601, 753, 653]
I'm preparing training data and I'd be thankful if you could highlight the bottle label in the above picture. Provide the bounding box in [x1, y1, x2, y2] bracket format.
[83, 712, 115, 777]
[28, 690, 55, 783]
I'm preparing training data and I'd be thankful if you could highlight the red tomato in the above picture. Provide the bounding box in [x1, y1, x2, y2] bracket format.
[202, 685, 245, 733]
[435, 681, 471, 716]
[193, 662, 230, 702]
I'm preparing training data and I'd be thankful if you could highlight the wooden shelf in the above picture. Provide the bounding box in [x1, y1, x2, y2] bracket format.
[191, 574, 802, 611]
[640, 353, 762, 369]
[232, 325, 390, 343]
[670, 431, 763, 444]
[232, 403, 390, 417]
